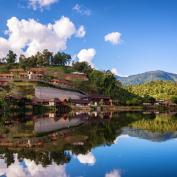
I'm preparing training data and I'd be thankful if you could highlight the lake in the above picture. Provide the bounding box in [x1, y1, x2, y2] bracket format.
[0, 112, 177, 177]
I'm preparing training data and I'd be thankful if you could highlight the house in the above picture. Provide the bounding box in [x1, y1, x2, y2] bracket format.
[50, 79, 73, 88]
[28, 68, 46, 80]
[29, 68, 46, 74]
[82, 95, 113, 106]
[64, 72, 88, 81]
[70, 99, 91, 107]
[9, 68, 25, 73]
[28, 72, 43, 80]
[0, 73, 14, 80]
[143, 103, 153, 106]
[32, 98, 62, 106]
[0, 80, 9, 86]
[19, 72, 28, 79]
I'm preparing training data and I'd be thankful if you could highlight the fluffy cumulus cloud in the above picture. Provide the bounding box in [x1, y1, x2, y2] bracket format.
[0, 16, 85, 58]
[105, 169, 121, 177]
[77, 152, 96, 165]
[77, 48, 96, 67]
[29, 0, 58, 10]
[111, 68, 118, 75]
[72, 4, 91, 16]
[104, 32, 121, 45]
[111, 68, 128, 77]
[0, 156, 68, 177]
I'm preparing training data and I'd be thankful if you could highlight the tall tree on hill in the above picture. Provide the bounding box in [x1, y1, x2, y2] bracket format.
[42, 49, 53, 66]
[6, 50, 17, 64]
[53, 52, 71, 66]
[19, 54, 27, 69]
[36, 52, 43, 66]
[72, 61, 93, 74]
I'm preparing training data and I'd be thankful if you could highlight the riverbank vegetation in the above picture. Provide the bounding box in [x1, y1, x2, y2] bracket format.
[130, 113, 177, 132]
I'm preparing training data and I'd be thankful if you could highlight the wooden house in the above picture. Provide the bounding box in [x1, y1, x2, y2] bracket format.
[0, 73, 14, 79]
[82, 95, 113, 106]
[70, 99, 91, 107]
[32, 98, 62, 106]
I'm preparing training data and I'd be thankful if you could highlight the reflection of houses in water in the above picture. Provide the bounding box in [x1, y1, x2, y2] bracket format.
[34, 117, 84, 133]
[72, 111, 113, 119]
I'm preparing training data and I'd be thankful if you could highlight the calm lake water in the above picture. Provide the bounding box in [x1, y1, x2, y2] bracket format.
[1, 112, 177, 177]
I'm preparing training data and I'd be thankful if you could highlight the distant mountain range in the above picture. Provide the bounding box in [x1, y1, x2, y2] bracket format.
[117, 70, 177, 85]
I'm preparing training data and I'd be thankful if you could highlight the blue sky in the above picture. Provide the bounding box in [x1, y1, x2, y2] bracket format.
[0, 0, 177, 76]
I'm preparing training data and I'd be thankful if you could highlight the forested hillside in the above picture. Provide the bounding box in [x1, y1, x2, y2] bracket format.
[127, 81, 177, 100]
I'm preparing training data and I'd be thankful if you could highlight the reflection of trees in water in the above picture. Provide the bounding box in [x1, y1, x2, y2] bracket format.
[0, 112, 172, 167]
[131, 113, 177, 132]
[0, 148, 71, 167]
[64, 112, 147, 155]
[0, 148, 14, 167]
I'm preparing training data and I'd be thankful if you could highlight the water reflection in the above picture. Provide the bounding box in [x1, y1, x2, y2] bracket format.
[1, 112, 177, 177]
[0, 154, 68, 177]
[105, 169, 121, 177]
[76, 152, 96, 166]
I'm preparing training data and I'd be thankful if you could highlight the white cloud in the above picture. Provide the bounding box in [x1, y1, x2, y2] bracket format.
[104, 32, 121, 45]
[76, 25, 86, 38]
[72, 4, 91, 16]
[0, 155, 68, 177]
[77, 48, 96, 67]
[77, 152, 96, 165]
[0, 16, 85, 58]
[111, 68, 118, 75]
[29, 0, 58, 10]
[105, 169, 121, 177]
[111, 68, 128, 77]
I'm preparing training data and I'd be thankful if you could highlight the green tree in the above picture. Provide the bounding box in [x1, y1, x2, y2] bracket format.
[42, 49, 53, 66]
[171, 96, 177, 104]
[72, 61, 93, 74]
[19, 54, 27, 69]
[53, 52, 71, 66]
[6, 50, 17, 64]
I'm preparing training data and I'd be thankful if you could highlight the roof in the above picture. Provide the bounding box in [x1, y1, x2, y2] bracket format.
[0, 73, 14, 76]
[32, 97, 62, 103]
[70, 99, 90, 104]
[82, 94, 110, 100]
[30, 68, 46, 71]
[72, 72, 85, 75]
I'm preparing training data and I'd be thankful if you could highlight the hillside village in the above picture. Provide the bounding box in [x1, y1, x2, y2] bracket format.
[0, 50, 115, 110]
[0, 50, 177, 111]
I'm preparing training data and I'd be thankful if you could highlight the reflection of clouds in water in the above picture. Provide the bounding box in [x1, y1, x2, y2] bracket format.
[114, 134, 130, 144]
[105, 169, 121, 177]
[0, 155, 68, 177]
[77, 152, 96, 165]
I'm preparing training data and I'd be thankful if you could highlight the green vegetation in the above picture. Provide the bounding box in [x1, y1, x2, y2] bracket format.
[2, 49, 177, 105]
[131, 114, 177, 132]
[0, 49, 143, 105]
[127, 81, 177, 100]
[171, 96, 177, 104]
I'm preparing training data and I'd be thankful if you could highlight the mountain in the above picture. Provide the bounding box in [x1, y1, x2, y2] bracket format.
[117, 70, 177, 85]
